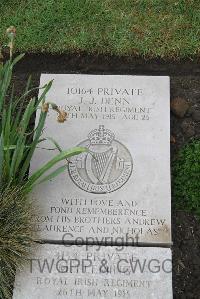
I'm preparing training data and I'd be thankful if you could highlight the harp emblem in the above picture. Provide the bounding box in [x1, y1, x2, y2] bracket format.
[69, 125, 133, 194]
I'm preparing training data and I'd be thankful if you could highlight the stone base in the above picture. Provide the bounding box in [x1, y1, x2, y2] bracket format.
[13, 244, 172, 299]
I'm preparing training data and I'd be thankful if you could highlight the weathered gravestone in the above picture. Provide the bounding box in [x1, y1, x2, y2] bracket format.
[13, 245, 172, 299]
[13, 74, 173, 299]
[30, 74, 171, 245]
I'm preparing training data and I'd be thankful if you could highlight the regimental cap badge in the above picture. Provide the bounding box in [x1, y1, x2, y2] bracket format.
[69, 125, 133, 194]
[88, 125, 115, 145]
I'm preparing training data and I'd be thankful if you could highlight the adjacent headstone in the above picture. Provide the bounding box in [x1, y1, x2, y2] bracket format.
[30, 74, 171, 245]
[13, 244, 173, 299]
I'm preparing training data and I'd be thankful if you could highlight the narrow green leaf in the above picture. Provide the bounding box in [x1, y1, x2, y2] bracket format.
[9, 98, 36, 181]
[37, 81, 53, 105]
[36, 164, 68, 186]
[18, 111, 47, 181]
[0, 61, 12, 113]
[12, 54, 25, 66]
[3, 145, 31, 150]
[13, 85, 44, 111]
[25, 147, 86, 190]
[18, 98, 36, 136]
[4, 103, 12, 174]
[10, 138, 26, 180]
[25, 75, 32, 93]
[9, 137, 25, 180]
[0, 135, 4, 189]
[45, 137, 63, 152]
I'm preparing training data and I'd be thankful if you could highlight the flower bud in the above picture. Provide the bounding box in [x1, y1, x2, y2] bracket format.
[6, 26, 16, 38]
[42, 103, 49, 113]
[57, 111, 68, 123]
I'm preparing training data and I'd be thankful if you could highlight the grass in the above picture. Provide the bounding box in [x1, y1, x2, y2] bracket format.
[0, 187, 34, 299]
[172, 140, 200, 218]
[0, 0, 200, 59]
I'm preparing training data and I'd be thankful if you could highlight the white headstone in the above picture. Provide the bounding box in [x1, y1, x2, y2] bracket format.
[30, 74, 171, 245]
[13, 244, 173, 299]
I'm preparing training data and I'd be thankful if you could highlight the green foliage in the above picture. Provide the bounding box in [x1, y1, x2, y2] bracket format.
[0, 55, 86, 192]
[0, 0, 200, 58]
[172, 140, 200, 217]
[0, 30, 86, 298]
[0, 187, 34, 299]
[25, 147, 86, 192]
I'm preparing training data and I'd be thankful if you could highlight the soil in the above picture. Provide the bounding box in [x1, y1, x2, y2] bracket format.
[13, 54, 200, 299]
[172, 211, 200, 299]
